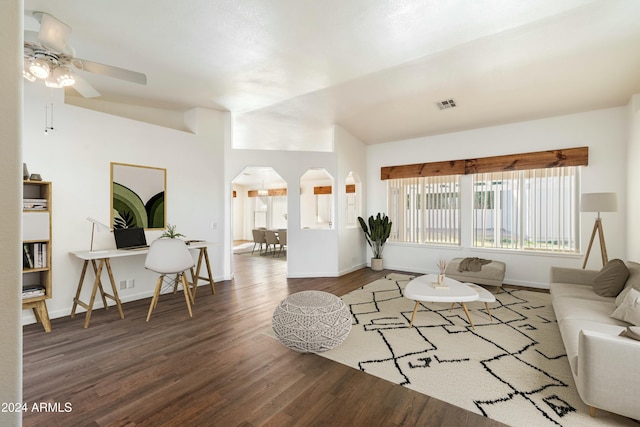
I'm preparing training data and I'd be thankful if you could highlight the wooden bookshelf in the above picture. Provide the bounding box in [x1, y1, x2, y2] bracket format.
[22, 180, 52, 332]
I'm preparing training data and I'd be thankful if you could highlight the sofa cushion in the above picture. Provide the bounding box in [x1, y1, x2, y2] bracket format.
[553, 296, 621, 325]
[616, 261, 640, 306]
[550, 282, 612, 303]
[592, 259, 629, 297]
[611, 288, 640, 326]
[619, 326, 640, 341]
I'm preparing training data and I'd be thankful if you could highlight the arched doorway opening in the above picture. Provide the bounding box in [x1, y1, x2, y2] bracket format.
[231, 166, 288, 260]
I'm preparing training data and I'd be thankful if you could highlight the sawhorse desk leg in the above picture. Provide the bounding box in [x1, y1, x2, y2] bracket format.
[189, 247, 215, 300]
[71, 258, 125, 328]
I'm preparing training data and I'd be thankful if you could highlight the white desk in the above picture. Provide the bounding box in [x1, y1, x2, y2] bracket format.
[69, 241, 215, 328]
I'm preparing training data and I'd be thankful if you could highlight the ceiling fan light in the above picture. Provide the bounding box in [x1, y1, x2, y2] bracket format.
[23, 68, 37, 82]
[29, 58, 50, 79]
[53, 66, 75, 86]
[44, 74, 62, 88]
[23, 59, 37, 81]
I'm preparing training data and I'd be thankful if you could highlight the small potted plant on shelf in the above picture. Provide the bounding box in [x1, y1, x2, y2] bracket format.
[160, 224, 185, 239]
[358, 213, 392, 271]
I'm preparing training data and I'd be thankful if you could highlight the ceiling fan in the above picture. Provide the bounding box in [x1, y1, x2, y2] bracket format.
[23, 11, 147, 98]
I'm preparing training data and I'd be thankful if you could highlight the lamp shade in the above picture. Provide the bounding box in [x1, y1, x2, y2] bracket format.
[580, 192, 617, 213]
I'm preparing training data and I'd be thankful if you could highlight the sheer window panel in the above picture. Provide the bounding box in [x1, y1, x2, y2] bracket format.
[473, 167, 579, 252]
[387, 175, 460, 245]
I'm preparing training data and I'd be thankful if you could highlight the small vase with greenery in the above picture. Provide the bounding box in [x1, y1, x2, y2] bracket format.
[358, 213, 392, 270]
[160, 224, 185, 239]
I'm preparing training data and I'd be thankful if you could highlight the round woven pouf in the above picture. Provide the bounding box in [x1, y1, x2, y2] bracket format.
[272, 290, 352, 353]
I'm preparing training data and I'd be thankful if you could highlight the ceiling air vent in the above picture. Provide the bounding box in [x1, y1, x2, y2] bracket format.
[436, 99, 457, 110]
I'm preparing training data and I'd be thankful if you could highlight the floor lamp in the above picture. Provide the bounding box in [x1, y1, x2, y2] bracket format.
[581, 192, 617, 269]
[87, 217, 110, 252]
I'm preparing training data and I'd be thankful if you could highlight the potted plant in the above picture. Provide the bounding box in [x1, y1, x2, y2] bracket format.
[160, 224, 185, 239]
[358, 213, 392, 271]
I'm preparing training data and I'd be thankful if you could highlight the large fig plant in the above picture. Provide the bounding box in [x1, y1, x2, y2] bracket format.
[357, 213, 392, 259]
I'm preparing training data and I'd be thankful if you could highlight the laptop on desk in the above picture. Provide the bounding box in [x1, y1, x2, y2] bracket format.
[114, 227, 149, 250]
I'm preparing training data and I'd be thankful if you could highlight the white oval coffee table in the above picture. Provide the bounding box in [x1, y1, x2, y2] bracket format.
[404, 274, 479, 329]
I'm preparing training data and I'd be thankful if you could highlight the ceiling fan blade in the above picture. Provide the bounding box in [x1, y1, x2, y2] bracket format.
[71, 74, 101, 98]
[72, 58, 147, 85]
[32, 11, 71, 52]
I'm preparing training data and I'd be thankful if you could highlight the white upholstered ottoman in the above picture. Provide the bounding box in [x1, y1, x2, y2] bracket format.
[445, 258, 506, 291]
[272, 290, 352, 353]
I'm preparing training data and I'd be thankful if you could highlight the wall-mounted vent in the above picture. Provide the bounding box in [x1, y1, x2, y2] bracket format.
[436, 99, 457, 110]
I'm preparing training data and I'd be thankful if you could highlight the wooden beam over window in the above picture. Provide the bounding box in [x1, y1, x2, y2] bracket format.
[314, 186, 332, 195]
[381, 147, 588, 180]
[247, 188, 287, 197]
[381, 160, 465, 180]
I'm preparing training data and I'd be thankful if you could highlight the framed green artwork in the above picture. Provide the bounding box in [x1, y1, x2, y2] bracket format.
[110, 162, 166, 229]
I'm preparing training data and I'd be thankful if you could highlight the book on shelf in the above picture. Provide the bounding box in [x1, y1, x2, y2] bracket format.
[23, 244, 33, 269]
[22, 285, 45, 298]
[23, 243, 47, 269]
[23, 198, 48, 210]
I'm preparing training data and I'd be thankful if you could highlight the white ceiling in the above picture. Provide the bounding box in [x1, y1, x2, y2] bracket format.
[24, 0, 640, 152]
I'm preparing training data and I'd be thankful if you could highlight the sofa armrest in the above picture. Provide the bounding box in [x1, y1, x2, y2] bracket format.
[577, 330, 640, 419]
[550, 267, 597, 286]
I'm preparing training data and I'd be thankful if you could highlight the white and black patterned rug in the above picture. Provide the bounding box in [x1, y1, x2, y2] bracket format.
[320, 273, 636, 427]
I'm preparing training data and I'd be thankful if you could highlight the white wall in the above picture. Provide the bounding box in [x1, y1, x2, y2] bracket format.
[627, 94, 640, 260]
[22, 83, 228, 323]
[335, 125, 368, 275]
[367, 107, 629, 288]
[0, 0, 23, 424]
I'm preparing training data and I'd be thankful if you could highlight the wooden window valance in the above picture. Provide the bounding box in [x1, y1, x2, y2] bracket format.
[380, 146, 588, 180]
[314, 186, 332, 195]
[248, 188, 287, 197]
[346, 184, 356, 193]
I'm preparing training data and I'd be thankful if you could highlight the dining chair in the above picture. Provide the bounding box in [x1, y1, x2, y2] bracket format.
[277, 230, 287, 257]
[264, 230, 280, 256]
[251, 229, 266, 254]
[145, 238, 195, 321]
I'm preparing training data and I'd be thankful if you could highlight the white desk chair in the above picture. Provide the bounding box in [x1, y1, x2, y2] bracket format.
[145, 238, 195, 321]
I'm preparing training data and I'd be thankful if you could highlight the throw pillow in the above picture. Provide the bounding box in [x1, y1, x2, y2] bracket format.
[616, 261, 640, 306]
[619, 326, 640, 341]
[592, 259, 629, 297]
[611, 288, 640, 326]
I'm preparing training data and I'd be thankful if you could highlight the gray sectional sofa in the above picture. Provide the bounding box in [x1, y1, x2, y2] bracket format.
[550, 262, 640, 420]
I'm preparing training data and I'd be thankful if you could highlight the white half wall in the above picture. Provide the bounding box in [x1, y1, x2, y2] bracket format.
[226, 147, 340, 277]
[367, 107, 629, 288]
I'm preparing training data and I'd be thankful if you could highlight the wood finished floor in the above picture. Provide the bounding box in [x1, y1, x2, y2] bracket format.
[23, 254, 509, 427]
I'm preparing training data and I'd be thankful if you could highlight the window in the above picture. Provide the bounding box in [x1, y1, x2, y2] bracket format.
[387, 175, 460, 244]
[253, 195, 287, 230]
[473, 166, 579, 252]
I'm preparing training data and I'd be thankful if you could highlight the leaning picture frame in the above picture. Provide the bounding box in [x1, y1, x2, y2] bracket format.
[110, 162, 166, 229]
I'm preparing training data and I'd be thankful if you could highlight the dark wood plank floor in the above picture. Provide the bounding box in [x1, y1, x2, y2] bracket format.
[23, 254, 508, 427]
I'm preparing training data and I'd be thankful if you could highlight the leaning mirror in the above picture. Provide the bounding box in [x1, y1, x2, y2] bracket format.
[110, 162, 166, 229]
